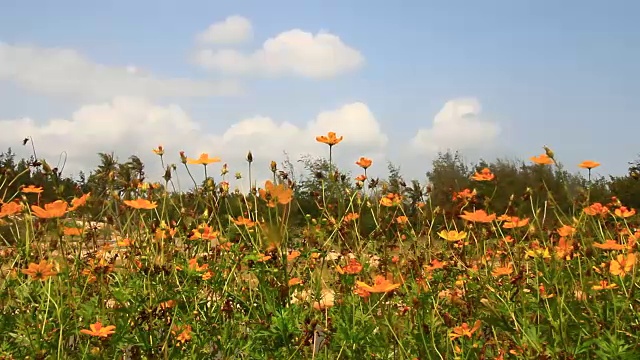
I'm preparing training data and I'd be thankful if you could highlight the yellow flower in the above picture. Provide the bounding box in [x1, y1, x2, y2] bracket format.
[526, 247, 552, 259]
[438, 230, 467, 242]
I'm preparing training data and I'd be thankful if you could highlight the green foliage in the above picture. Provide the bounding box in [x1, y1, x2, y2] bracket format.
[2, 146, 640, 359]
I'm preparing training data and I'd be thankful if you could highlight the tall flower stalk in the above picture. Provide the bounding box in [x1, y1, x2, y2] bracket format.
[316, 132, 343, 181]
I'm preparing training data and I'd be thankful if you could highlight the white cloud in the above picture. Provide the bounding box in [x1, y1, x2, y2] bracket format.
[194, 29, 364, 78]
[410, 98, 500, 154]
[196, 15, 253, 45]
[218, 102, 388, 159]
[0, 42, 242, 100]
[0, 98, 387, 186]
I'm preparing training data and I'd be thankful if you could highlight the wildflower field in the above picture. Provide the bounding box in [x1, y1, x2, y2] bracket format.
[1, 133, 639, 359]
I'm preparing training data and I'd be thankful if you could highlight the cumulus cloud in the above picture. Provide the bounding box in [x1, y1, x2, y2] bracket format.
[194, 29, 364, 78]
[0, 42, 242, 100]
[0, 98, 387, 185]
[219, 102, 387, 159]
[196, 15, 253, 45]
[410, 98, 500, 154]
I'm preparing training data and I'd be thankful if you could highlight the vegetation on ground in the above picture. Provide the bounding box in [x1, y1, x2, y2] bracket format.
[1, 134, 640, 359]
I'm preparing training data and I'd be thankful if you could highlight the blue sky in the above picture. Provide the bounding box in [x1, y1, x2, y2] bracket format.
[1, 0, 639, 184]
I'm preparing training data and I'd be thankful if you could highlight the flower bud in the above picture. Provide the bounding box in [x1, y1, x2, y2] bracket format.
[179, 151, 187, 164]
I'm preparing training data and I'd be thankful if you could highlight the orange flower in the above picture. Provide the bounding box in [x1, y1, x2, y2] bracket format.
[530, 154, 554, 165]
[316, 131, 343, 146]
[438, 230, 467, 242]
[117, 238, 133, 247]
[593, 240, 626, 251]
[491, 264, 514, 277]
[396, 215, 409, 224]
[63, 227, 83, 236]
[471, 168, 495, 181]
[557, 225, 576, 237]
[539, 283, 555, 299]
[258, 180, 293, 207]
[501, 235, 515, 244]
[452, 188, 476, 202]
[591, 280, 618, 290]
[31, 200, 68, 219]
[189, 224, 219, 241]
[0, 201, 23, 218]
[80, 322, 116, 338]
[257, 253, 272, 262]
[233, 216, 256, 227]
[459, 210, 496, 223]
[355, 174, 367, 182]
[356, 275, 401, 293]
[336, 258, 363, 275]
[626, 231, 639, 250]
[155, 227, 176, 241]
[158, 300, 176, 310]
[583, 202, 609, 216]
[186, 153, 221, 165]
[21, 185, 43, 194]
[380, 193, 403, 207]
[153, 145, 165, 156]
[21, 260, 57, 280]
[614, 207, 636, 218]
[424, 259, 447, 273]
[610, 253, 636, 277]
[355, 157, 372, 169]
[186, 258, 208, 272]
[343, 212, 360, 222]
[502, 216, 529, 229]
[578, 160, 600, 169]
[555, 237, 574, 260]
[288, 277, 303, 286]
[171, 324, 192, 346]
[353, 286, 371, 298]
[449, 320, 482, 340]
[287, 250, 301, 262]
[123, 198, 157, 210]
[68, 192, 90, 211]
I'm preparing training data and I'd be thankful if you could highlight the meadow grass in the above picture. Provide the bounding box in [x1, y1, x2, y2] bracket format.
[0, 134, 639, 359]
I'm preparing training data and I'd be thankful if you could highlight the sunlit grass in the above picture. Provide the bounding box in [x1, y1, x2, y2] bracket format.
[0, 136, 638, 359]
